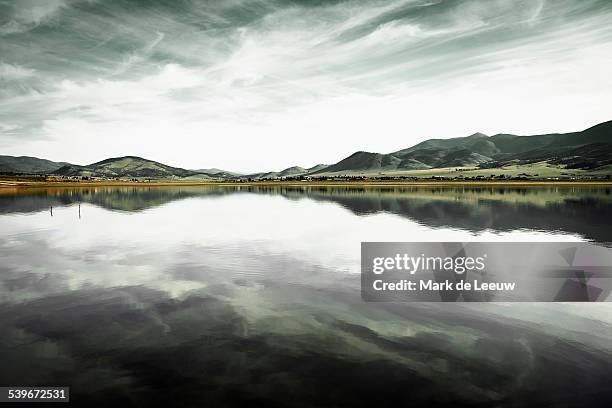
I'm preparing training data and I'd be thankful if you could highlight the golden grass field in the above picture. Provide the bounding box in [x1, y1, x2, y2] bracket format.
[1, 176, 611, 190]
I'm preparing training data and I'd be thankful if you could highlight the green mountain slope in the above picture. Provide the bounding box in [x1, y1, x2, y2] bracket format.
[394, 132, 491, 155]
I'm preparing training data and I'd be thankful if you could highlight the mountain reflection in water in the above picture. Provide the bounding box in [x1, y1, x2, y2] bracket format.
[1, 185, 611, 243]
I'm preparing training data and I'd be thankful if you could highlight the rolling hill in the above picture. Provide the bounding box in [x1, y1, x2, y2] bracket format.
[248, 164, 329, 180]
[193, 168, 242, 178]
[54, 156, 213, 179]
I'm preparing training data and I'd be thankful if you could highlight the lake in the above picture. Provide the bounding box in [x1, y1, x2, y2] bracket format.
[1, 185, 612, 407]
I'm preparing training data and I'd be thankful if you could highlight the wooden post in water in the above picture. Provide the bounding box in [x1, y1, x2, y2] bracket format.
[79, 203, 81, 219]
[50, 205, 53, 217]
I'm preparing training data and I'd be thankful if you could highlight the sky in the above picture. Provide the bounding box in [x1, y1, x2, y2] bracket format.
[1, 0, 611, 172]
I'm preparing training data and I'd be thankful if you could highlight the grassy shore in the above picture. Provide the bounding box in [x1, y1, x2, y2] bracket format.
[1, 176, 612, 189]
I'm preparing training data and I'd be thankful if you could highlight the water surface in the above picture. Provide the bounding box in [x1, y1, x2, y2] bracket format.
[1, 185, 611, 407]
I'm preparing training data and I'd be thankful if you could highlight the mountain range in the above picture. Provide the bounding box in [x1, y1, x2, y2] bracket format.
[1, 120, 611, 179]
[306, 119, 612, 176]
[0, 156, 217, 179]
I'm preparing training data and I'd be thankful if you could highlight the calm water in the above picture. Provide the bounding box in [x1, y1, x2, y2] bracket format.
[1, 185, 612, 407]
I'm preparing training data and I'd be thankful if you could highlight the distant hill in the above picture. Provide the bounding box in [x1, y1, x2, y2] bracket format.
[306, 164, 329, 173]
[193, 168, 242, 178]
[55, 156, 212, 179]
[248, 163, 329, 179]
[0, 155, 71, 174]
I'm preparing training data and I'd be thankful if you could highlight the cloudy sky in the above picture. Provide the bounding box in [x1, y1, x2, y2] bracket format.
[1, 0, 611, 172]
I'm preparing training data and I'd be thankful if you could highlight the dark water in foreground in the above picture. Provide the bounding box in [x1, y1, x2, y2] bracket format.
[1, 185, 612, 407]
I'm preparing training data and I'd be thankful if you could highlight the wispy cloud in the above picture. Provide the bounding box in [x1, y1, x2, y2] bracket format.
[0, 63, 36, 81]
[0, 0, 69, 35]
[112, 31, 166, 75]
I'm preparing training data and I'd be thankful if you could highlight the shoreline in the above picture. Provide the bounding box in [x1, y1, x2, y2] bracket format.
[1, 179, 612, 189]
